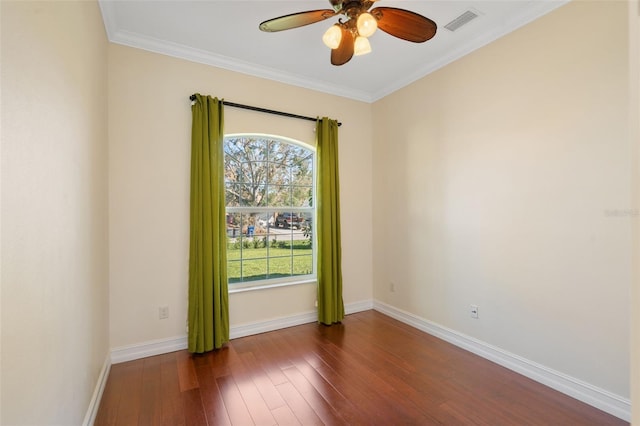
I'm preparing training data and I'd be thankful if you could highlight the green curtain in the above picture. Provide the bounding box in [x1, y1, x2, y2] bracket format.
[188, 94, 229, 353]
[316, 117, 345, 325]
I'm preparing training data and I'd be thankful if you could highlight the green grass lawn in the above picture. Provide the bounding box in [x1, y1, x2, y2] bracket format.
[227, 240, 312, 283]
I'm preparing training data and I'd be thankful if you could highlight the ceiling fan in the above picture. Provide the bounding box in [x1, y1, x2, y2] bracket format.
[259, 0, 437, 66]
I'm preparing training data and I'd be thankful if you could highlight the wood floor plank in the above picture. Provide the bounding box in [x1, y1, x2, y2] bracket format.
[193, 358, 232, 426]
[176, 350, 199, 391]
[302, 348, 418, 424]
[233, 375, 278, 425]
[137, 357, 163, 426]
[291, 359, 366, 424]
[306, 333, 438, 424]
[159, 353, 186, 426]
[275, 381, 324, 426]
[227, 350, 278, 425]
[181, 388, 208, 426]
[112, 359, 144, 425]
[94, 363, 124, 426]
[238, 351, 287, 410]
[281, 365, 348, 425]
[216, 374, 254, 425]
[248, 331, 294, 386]
[322, 319, 449, 405]
[270, 404, 302, 426]
[95, 310, 629, 426]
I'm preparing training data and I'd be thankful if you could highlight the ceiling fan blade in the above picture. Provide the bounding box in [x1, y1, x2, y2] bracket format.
[331, 29, 354, 66]
[371, 7, 437, 43]
[259, 9, 336, 32]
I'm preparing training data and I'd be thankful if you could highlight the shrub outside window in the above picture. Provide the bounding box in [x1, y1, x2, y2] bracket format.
[224, 134, 315, 289]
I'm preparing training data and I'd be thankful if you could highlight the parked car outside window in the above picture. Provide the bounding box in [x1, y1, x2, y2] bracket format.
[274, 212, 304, 229]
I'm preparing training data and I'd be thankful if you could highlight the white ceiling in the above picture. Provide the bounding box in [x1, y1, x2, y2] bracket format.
[98, 0, 568, 103]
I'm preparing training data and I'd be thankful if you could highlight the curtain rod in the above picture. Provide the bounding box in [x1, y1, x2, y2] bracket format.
[189, 95, 341, 127]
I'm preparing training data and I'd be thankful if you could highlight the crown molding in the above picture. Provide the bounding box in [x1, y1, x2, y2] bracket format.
[98, 1, 373, 102]
[99, 0, 569, 104]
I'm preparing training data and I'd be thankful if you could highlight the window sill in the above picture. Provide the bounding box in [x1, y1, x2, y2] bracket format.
[228, 278, 316, 294]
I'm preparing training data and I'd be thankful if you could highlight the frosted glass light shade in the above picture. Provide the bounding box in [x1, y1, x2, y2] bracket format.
[322, 25, 342, 49]
[356, 12, 377, 37]
[354, 36, 371, 56]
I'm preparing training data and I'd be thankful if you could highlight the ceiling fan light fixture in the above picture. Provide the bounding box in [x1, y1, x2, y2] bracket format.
[322, 24, 342, 49]
[353, 35, 371, 56]
[356, 12, 377, 37]
[259, 0, 438, 66]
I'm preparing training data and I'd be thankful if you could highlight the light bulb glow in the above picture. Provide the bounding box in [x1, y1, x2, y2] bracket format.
[356, 12, 377, 37]
[354, 36, 372, 56]
[322, 25, 342, 49]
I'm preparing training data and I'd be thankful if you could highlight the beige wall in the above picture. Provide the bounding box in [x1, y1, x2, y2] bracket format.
[630, 0, 640, 422]
[372, 0, 631, 400]
[107, 44, 373, 348]
[1, 0, 635, 422]
[0, 1, 110, 424]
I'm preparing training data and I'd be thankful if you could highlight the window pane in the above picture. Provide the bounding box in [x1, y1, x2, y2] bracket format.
[254, 213, 271, 234]
[226, 212, 242, 236]
[239, 184, 267, 207]
[242, 237, 267, 259]
[225, 134, 315, 287]
[292, 157, 313, 185]
[292, 186, 312, 207]
[267, 161, 291, 185]
[227, 259, 242, 283]
[236, 212, 268, 236]
[273, 211, 303, 230]
[267, 185, 291, 207]
[268, 140, 286, 164]
[225, 183, 241, 207]
[240, 161, 267, 185]
[284, 145, 307, 166]
[293, 255, 313, 276]
[225, 157, 241, 183]
[298, 211, 313, 245]
[268, 256, 291, 278]
[237, 138, 268, 163]
[241, 258, 268, 282]
[241, 213, 268, 258]
[227, 183, 263, 207]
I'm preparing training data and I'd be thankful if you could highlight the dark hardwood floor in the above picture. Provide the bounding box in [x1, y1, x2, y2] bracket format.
[95, 310, 628, 425]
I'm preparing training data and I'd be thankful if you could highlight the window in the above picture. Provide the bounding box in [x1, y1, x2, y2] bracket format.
[224, 134, 315, 289]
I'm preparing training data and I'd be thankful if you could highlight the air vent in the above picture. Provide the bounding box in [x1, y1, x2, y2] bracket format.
[444, 10, 479, 32]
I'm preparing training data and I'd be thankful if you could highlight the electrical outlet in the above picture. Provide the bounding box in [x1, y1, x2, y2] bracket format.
[390, 282, 396, 292]
[159, 306, 169, 319]
[470, 304, 479, 319]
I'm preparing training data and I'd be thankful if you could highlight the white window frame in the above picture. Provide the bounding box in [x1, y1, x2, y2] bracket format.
[224, 133, 317, 292]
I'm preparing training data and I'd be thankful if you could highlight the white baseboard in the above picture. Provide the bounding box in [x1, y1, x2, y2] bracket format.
[111, 334, 189, 364]
[373, 300, 631, 422]
[230, 310, 317, 339]
[105, 299, 628, 421]
[110, 299, 374, 364]
[229, 298, 373, 339]
[83, 354, 111, 426]
[345, 298, 374, 314]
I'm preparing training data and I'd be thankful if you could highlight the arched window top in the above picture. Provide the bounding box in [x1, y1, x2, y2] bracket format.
[226, 133, 314, 151]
